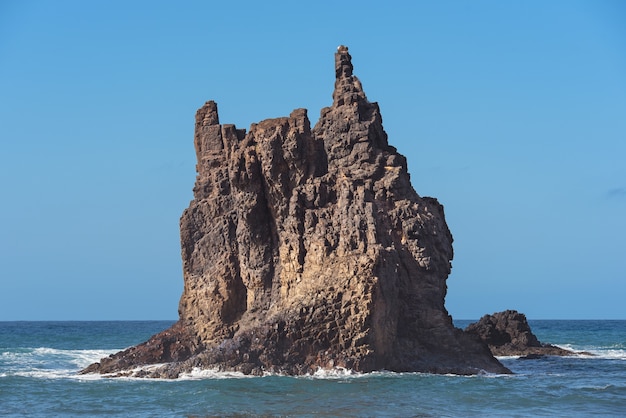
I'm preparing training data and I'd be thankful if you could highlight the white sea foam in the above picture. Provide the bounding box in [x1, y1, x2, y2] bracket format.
[305, 369, 514, 379]
[180, 368, 509, 380]
[179, 367, 256, 380]
[495, 344, 626, 361]
[15, 369, 82, 380]
[179, 367, 377, 380]
[31, 347, 116, 368]
[0, 347, 119, 380]
[306, 367, 365, 379]
[553, 344, 626, 360]
[584, 349, 626, 360]
[87, 364, 254, 381]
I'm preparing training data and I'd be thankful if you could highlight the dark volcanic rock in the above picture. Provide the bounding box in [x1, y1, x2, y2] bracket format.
[465, 310, 579, 357]
[81, 46, 510, 377]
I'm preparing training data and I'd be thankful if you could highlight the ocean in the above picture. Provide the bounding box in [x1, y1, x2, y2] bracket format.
[0, 320, 624, 417]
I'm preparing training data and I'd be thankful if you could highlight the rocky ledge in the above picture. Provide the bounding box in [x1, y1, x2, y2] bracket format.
[466, 310, 588, 358]
[81, 46, 510, 378]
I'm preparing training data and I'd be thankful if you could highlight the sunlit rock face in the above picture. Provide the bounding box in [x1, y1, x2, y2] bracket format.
[81, 46, 510, 378]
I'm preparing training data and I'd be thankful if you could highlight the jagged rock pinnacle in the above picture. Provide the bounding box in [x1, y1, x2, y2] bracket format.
[335, 45, 353, 78]
[332, 45, 366, 106]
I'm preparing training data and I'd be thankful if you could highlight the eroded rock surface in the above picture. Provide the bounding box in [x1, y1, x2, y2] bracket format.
[82, 46, 509, 377]
[465, 310, 580, 357]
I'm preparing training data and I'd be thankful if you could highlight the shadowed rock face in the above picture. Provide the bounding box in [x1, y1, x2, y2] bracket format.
[81, 46, 510, 377]
[466, 310, 578, 357]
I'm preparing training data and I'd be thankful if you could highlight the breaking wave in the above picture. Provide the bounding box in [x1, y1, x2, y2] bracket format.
[0, 347, 117, 380]
[179, 367, 257, 380]
[554, 344, 626, 360]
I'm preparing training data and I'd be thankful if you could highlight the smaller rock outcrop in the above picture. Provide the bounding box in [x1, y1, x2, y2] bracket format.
[465, 310, 581, 357]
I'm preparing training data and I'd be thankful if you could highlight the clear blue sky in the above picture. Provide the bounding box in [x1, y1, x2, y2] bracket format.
[1, 1, 625, 320]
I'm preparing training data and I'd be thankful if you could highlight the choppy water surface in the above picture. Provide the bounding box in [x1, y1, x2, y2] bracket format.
[1, 320, 624, 417]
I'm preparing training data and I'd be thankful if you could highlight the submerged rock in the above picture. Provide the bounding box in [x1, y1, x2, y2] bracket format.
[465, 310, 583, 357]
[82, 46, 510, 377]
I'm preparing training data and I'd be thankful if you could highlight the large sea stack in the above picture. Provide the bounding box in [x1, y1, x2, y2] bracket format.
[82, 46, 509, 377]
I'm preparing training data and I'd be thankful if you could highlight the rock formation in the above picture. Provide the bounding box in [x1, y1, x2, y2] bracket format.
[465, 310, 581, 357]
[81, 46, 510, 377]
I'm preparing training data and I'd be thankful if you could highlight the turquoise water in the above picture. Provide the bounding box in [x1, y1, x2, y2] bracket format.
[1, 320, 624, 417]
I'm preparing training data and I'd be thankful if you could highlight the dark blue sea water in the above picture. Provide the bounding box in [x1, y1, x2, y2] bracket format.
[1, 320, 624, 417]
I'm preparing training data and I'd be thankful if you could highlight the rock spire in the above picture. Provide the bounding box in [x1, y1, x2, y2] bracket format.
[81, 46, 509, 377]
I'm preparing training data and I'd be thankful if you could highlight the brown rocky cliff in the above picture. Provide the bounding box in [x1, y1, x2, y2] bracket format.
[81, 46, 509, 377]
